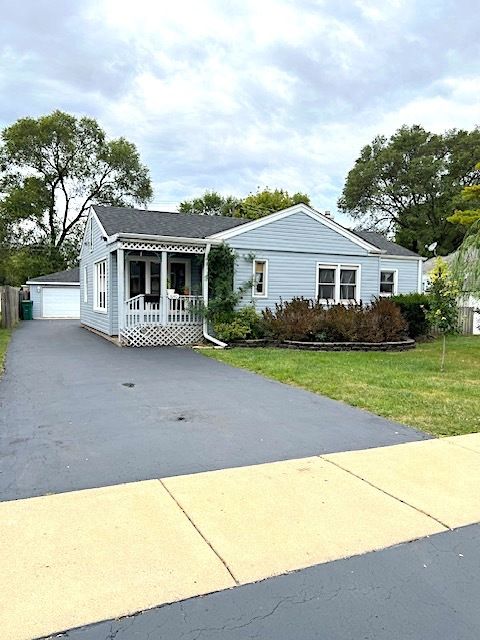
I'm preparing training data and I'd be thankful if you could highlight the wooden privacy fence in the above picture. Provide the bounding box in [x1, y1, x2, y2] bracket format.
[458, 306, 475, 335]
[0, 286, 20, 328]
[431, 306, 475, 336]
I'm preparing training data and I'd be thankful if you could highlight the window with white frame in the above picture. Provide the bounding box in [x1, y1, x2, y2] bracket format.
[94, 259, 107, 311]
[253, 259, 268, 297]
[317, 264, 360, 303]
[89, 217, 94, 252]
[339, 268, 358, 301]
[83, 265, 88, 303]
[317, 266, 336, 301]
[380, 270, 397, 296]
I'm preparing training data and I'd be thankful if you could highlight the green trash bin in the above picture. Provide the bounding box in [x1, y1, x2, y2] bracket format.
[21, 300, 33, 320]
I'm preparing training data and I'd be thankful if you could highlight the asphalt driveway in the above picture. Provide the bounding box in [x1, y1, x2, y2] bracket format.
[0, 320, 427, 501]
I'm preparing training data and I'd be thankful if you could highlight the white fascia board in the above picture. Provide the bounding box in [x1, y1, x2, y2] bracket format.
[106, 232, 222, 246]
[26, 281, 80, 286]
[79, 206, 109, 260]
[92, 207, 109, 238]
[207, 203, 383, 254]
[381, 254, 424, 261]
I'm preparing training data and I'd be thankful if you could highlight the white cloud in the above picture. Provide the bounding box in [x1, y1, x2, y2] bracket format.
[1, 0, 480, 225]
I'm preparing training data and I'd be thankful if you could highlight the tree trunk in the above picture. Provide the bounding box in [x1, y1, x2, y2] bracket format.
[440, 334, 447, 373]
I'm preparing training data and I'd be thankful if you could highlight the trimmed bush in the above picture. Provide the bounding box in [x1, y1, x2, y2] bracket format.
[214, 306, 265, 342]
[262, 298, 323, 341]
[261, 297, 407, 343]
[390, 293, 431, 338]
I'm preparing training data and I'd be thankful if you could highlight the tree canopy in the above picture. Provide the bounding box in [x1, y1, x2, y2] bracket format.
[178, 191, 240, 217]
[448, 161, 480, 226]
[179, 188, 310, 220]
[338, 125, 480, 256]
[0, 110, 152, 283]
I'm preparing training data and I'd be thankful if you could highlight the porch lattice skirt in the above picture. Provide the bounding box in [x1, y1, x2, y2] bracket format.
[120, 324, 204, 347]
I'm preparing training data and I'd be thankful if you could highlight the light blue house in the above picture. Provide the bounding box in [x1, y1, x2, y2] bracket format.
[79, 203, 422, 346]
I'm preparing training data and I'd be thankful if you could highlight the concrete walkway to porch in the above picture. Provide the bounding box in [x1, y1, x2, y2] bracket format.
[2, 433, 480, 640]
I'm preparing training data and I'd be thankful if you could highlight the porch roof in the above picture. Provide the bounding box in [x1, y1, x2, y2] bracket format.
[94, 205, 248, 240]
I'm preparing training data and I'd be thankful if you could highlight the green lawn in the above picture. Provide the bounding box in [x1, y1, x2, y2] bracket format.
[0, 327, 12, 373]
[204, 336, 480, 437]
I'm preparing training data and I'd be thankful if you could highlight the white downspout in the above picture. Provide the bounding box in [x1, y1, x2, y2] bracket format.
[202, 243, 227, 348]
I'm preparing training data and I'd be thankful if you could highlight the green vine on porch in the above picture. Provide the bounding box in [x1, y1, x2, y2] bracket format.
[205, 243, 252, 324]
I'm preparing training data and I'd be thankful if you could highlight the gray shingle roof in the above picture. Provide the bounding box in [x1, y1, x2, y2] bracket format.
[93, 205, 249, 239]
[352, 230, 420, 257]
[27, 267, 80, 283]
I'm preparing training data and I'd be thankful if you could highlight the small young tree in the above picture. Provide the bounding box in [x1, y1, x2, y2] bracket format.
[426, 258, 460, 372]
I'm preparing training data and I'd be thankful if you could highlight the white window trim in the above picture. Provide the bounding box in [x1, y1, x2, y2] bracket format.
[125, 255, 162, 298]
[316, 263, 361, 304]
[252, 259, 268, 298]
[83, 265, 88, 303]
[168, 257, 192, 293]
[379, 269, 398, 297]
[89, 217, 94, 253]
[93, 258, 108, 314]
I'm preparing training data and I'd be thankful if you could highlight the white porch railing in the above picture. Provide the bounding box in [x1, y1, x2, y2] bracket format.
[125, 294, 203, 328]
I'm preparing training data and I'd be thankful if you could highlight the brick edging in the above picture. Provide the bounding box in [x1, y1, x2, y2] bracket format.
[228, 338, 416, 351]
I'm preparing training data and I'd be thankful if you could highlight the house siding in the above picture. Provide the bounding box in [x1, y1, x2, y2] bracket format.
[80, 213, 113, 335]
[232, 249, 381, 311]
[30, 286, 42, 318]
[380, 258, 420, 295]
[227, 212, 370, 256]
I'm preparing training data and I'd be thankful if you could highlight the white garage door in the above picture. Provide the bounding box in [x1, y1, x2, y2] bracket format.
[42, 287, 80, 318]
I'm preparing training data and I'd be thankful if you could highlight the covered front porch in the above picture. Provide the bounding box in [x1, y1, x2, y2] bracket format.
[115, 237, 210, 347]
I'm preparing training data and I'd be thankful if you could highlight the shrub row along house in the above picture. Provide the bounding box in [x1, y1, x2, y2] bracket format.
[79, 203, 422, 346]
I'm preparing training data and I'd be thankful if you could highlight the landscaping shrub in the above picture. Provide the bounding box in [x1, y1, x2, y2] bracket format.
[262, 297, 323, 341]
[390, 293, 431, 338]
[261, 297, 408, 343]
[214, 306, 265, 342]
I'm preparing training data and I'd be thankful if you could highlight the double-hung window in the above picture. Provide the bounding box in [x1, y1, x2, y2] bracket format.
[317, 266, 336, 302]
[83, 265, 88, 303]
[94, 259, 107, 312]
[253, 259, 268, 297]
[339, 268, 358, 301]
[317, 264, 360, 303]
[380, 270, 397, 296]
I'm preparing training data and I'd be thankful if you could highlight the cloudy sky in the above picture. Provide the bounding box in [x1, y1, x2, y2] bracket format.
[1, 0, 479, 223]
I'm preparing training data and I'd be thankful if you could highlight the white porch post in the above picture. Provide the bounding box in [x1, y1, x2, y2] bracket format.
[117, 248, 125, 333]
[161, 250, 168, 325]
[203, 243, 210, 330]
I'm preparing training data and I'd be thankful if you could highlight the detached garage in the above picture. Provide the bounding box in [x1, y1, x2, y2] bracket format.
[27, 268, 80, 319]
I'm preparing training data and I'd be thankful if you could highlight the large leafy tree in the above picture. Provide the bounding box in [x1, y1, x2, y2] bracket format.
[0, 110, 152, 279]
[338, 125, 480, 256]
[239, 188, 310, 220]
[178, 191, 240, 217]
[448, 162, 480, 226]
[179, 187, 310, 220]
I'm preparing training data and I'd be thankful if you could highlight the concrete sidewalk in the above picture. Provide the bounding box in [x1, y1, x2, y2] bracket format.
[2, 434, 480, 640]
